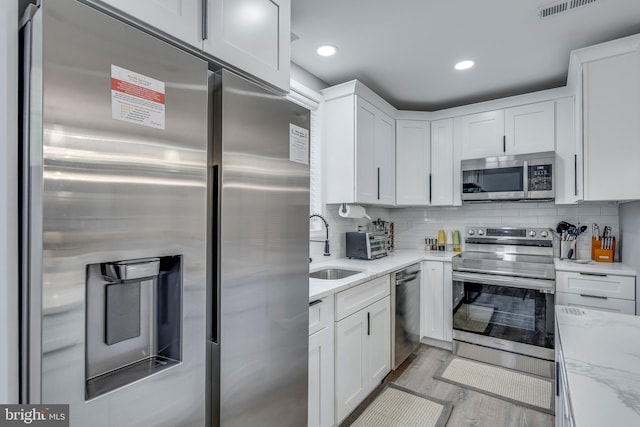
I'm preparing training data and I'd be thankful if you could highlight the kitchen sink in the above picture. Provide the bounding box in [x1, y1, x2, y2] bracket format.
[309, 268, 362, 280]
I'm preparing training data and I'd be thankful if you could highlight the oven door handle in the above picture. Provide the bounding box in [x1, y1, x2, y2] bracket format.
[452, 271, 555, 293]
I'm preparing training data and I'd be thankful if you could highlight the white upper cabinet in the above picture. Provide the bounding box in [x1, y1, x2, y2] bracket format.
[457, 101, 555, 160]
[554, 97, 581, 204]
[504, 101, 555, 155]
[99, 0, 202, 48]
[396, 120, 430, 206]
[323, 81, 397, 206]
[430, 119, 458, 206]
[456, 110, 504, 159]
[579, 39, 640, 201]
[97, 0, 290, 91]
[204, 0, 291, 91]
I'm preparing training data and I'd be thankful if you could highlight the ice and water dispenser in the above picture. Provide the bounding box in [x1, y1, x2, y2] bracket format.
[85, 256, 182, 400]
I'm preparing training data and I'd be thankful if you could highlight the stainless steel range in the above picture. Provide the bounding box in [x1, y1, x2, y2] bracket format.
[452, 226, 555, 378]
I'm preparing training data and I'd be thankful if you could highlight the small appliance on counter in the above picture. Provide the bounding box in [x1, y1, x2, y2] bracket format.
[346, 231, 388, 260]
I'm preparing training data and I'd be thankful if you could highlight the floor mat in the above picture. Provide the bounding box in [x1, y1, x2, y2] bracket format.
[434, 356, 554, 414]
[351, 383, 453, 427]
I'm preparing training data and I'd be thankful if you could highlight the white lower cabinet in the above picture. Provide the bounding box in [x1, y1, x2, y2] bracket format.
[421, 261, 453, 343]
[335, 279, 391, 424]
[308, 297, 335, 427]
[555, 270, 636, 315]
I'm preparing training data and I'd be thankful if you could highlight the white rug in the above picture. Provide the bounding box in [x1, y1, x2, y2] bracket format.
[434, 357, 554, 414]
[351, 384, 452, 427]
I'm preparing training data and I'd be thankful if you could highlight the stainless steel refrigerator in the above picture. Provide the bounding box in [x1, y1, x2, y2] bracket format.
[208, 70, 310, 427]
[20, 0, 209, 425]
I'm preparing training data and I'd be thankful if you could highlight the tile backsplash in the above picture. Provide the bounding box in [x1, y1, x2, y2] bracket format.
[310, 201, 620, 263]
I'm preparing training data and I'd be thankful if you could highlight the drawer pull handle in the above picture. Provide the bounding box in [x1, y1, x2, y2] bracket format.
[579, 294, 608, 300]
[578, 272, 607, 277]
[309, 299, 323, 307]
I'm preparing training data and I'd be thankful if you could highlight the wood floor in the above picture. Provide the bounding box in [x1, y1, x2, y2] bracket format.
[341, 345, 555, 427]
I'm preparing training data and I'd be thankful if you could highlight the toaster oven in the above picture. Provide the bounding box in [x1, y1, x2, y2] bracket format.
[346, 232, 388, 260]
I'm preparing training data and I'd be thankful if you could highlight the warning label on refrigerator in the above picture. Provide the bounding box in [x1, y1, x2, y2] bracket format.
[289, 124, 309, 165]
[111, 65, 165, 129]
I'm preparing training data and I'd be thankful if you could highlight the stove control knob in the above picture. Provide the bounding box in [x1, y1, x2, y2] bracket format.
[477, 229, 485, 236]
[529, 230, 537, 237]
[540, 230, 549, 238]
[468, 229, 475, 236]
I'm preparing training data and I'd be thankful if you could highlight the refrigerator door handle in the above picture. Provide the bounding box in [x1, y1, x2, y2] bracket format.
[210, 165, 220, 344]
[19, 5, 44, 404]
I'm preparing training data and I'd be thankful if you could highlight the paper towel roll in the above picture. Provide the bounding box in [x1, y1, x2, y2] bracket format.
[338, 204, 370, 219]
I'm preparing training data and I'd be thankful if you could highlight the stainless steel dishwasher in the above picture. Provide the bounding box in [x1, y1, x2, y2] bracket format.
[391, 263, 421, 369]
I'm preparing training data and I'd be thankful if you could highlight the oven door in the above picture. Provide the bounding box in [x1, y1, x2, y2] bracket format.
[452, 271, 555, 360]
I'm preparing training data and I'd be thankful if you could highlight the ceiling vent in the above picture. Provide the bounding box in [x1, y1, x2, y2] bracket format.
[538, 0, 598, 19]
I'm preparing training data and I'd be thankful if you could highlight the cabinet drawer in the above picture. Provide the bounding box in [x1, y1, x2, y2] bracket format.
[335, 275, 390, 321]
[556, 291, 635, 315]
[309, 297, 334, 336]
[556, 271, 635, 300]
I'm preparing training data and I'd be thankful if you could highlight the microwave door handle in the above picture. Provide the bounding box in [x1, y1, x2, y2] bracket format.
[523, 160, 528, 199]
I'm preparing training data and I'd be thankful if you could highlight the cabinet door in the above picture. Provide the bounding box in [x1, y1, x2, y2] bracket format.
[583, 50, 640, 201]
[421, 261, 445, 341]
[555, 97, 582, 204]
[355, 98, 379, 204]
[309, 327, 335, 427]
[430, 119, 454, 206]
[204, 0, 291, 91]
[375, 111, 396, 205]
[396, 120, 429, 205]
[504, 101, 555, 155]
[367, 296, 391, 390]
[100, 0, 201, 48]
[457, 110, 504, 159]
[335, 311, 368, 424]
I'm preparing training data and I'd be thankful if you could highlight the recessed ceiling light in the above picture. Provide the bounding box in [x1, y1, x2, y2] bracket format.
[317, 45, 337, 57]
[454, 60, 475, 70]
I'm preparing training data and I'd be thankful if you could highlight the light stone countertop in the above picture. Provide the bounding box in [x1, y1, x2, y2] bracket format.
[554, 258, 637, 276]
[309, 249, 458, 301]
[556, 306, 640, 427]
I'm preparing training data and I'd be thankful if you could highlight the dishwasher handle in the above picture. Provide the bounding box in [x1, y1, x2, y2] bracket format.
[395, 272, 420, 285]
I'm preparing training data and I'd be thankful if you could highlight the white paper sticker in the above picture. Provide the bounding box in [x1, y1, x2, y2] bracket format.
[289, 124, 309, 165]
[111, 65, 165, 129]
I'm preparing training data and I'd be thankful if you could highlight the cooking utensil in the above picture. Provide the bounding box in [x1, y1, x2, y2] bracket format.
[593, 223, 600, 240]
[556, 221, 572, 234]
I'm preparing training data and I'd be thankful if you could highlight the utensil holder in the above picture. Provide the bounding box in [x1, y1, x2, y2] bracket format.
[592, 237, 615, 262]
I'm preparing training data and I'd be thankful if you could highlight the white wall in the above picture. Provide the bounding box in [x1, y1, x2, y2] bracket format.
[620, 201, 640, 314]
[391, 201, 619, 260]
[312, 201, 621, 264]
[0, 0, 19, 404]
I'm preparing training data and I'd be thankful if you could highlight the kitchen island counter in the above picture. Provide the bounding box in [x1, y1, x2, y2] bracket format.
[309, 249, 458, 301]
[556, 306, 640, 427]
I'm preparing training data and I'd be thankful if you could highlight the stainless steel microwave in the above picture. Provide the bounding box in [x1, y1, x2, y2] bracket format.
[461, 151, 555, 202]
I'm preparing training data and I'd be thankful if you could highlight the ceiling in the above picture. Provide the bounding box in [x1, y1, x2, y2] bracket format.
[290, 0, 640, 111]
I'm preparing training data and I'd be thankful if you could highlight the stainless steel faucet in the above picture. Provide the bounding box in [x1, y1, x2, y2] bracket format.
[309, 213, 330, 256]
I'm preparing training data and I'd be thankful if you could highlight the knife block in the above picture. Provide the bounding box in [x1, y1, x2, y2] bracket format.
[592, 237, 615, 262]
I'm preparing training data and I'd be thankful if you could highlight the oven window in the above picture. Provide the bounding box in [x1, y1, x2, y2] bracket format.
[452, 281, 554, 349]
[462, 167, 523, 194]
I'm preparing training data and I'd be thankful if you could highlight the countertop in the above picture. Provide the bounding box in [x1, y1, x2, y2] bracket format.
[554, 259, 637, 276]
[556, 306, 640, 427]
[309, 249, 458, 301]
